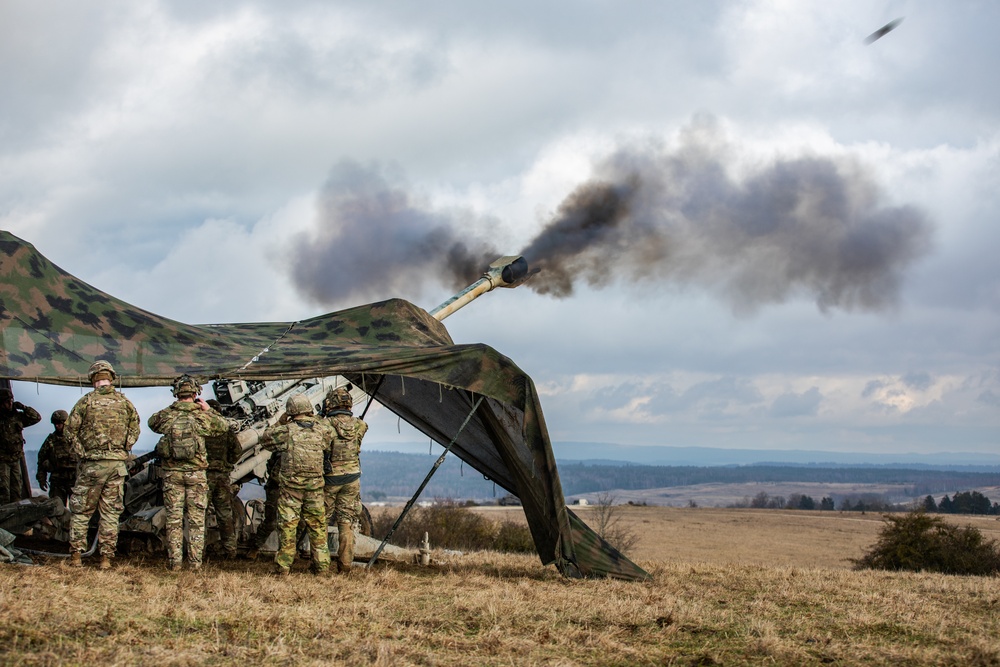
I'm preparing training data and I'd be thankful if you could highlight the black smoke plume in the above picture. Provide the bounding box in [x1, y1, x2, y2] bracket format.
[287, 160, 500, 308]
[289, 118, 932, 314]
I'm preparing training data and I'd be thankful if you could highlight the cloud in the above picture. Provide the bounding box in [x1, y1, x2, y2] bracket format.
[769, 387, 823, 418]
[902, 371, 933, 391]
[978, 390, 1000, 408]
[1, 2, 997, 458]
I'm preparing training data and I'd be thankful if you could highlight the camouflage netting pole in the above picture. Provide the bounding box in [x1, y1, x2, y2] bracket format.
[367, 394, 484, 566]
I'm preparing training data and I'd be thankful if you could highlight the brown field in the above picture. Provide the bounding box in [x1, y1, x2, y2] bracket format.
[473, 504, 1000, 570]
[4, 506, 1000, 666]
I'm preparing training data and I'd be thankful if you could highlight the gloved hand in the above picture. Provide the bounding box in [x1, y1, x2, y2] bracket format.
[37, 476, 48, 491]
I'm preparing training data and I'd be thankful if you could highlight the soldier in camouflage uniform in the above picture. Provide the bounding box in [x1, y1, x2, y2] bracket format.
[149, 375, 229, 571]
[36, 410, 78, 506]
[323, 385, 368, 574]
[65, 360, 140, 569]
[205, 399, 242, 558]
[0, 388, 42, 504]
[259, 394, 335, 575]
[246, 451, 280, 560]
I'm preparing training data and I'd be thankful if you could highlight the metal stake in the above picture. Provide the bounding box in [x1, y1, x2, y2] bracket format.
[367, 394, 485, 566]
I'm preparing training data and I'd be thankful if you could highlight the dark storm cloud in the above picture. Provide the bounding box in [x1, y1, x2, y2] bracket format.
[288, 117, 933, 314]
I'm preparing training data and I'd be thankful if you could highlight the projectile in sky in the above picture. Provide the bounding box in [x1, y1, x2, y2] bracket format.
[864, 17, 904, 45]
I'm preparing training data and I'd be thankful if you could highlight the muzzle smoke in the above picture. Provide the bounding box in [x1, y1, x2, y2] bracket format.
[289, 119, 932, 314]
[287, 160, 499, 307]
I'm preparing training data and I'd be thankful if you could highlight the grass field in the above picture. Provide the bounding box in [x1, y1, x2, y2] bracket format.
[3, 506, 1000, 666]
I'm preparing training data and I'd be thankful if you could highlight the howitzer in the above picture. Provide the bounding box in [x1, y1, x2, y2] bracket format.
[222, 255, 534, 488]
[119, 255, 533, 559]
[428, 255, 533, 319]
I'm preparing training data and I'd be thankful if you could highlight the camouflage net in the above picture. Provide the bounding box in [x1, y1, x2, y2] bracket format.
[0, 230, 648, 581]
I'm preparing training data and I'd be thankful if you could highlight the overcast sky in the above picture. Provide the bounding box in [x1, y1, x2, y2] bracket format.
[2, 1, 997, 460]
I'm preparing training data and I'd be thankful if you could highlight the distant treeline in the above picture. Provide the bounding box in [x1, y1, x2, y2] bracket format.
[730, 490, 1000, 515]
[360, 451, 1000, 502]
[362, 450, 507, 501]
[554, 461, 1000, 497]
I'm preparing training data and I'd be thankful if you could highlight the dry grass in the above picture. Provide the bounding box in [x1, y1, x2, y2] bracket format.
[4, 507, 1000, 666]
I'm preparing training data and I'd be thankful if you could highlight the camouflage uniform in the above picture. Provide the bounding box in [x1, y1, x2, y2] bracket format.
[149, 396, 229, 570]
[204, 417, 242, 558]
[0, 391, 42, 504]
[324, 407, 368, 573]
[251, 453, 281, 552]
[36, 412, 78, 506]
[260, 399, 334, 574]
[66, 385, 140, 559]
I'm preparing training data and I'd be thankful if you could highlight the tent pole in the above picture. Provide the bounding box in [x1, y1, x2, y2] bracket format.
[360, 375, 385, 420]
[367, 394, 485, 567]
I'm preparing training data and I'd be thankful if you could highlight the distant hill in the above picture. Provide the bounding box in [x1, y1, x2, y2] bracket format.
[367, 440, 1000, 470]
[548, 442, 1000, 468]
[356, 448, 1000, 504]
[24, 440, 1000, 505]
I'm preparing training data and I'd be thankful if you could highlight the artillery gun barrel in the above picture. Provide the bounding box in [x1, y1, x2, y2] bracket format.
[225, 255, 534, 485]
[428, 255, 533, 321]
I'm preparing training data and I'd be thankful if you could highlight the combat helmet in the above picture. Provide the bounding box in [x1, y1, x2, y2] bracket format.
[285, 394, 314, 417]
[171, 374, 201, 399]
[51, 410, 69, 424]
[88, 360, 116, 383]
[325, 384, 353, 411]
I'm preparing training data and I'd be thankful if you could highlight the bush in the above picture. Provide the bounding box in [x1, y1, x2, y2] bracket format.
[589, 492, 640, 555]
[494, 520, 536, 553]
[371, 499, 535, 554]
[853, 511, 1000, 576]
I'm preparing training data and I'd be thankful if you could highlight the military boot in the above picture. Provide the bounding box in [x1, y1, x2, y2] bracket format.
[245, 548, 259, 561]
[67, 551, 82, 568]
[274, 564, 290, 576]
[99, 555, 112, 570]
[337, 522, 354, 574]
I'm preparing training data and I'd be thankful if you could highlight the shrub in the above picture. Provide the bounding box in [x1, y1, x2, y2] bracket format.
[371, 500, 535, 554]
[589, 492, 640, 555]
[494, 520, 536, 553]
[853, 511, 1000, 576]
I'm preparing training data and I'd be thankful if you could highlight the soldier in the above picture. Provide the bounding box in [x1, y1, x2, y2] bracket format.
[323, 385, 368, 574]
[65, 360, 140, 569]
[36, 410, 78, 506]
[148, 375, 229, 571]
[245, 451, 280, 560]
[0, 387, 42, 504]
[205, 399, 242, 559]
[259, 394, 335, 575]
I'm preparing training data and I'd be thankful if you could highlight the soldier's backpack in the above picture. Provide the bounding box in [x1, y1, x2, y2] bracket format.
[160, 409, 206, 462]
[283, 421, 327, 476]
